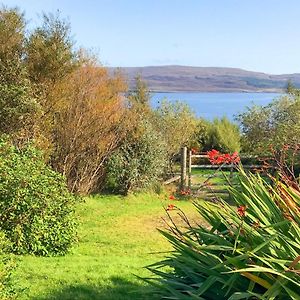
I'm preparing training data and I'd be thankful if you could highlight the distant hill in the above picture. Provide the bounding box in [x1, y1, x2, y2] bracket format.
[109, 65, 300, 92]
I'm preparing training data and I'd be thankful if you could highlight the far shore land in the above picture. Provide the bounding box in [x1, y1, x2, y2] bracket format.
[109, 65, 294, 93]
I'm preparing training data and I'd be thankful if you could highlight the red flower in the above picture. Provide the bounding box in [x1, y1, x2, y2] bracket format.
[166, 204, 175, 211]
[237, 205, 247, 217]
[169, 195, 176, 200]
[207, 149, 240, 165]
[216, 155, 225, 164]
[207, 149, 220, 164]
[231, 152, 240, 163]
[223, 153, 232, 163]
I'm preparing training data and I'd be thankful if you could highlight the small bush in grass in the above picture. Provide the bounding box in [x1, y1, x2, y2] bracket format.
[106, 121, 167, 195]
[147, 167, 300, 299]
[0, 138, 77, 256]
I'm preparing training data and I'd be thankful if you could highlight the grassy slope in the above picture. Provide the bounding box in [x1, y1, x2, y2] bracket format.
[15, 193, 197, 300]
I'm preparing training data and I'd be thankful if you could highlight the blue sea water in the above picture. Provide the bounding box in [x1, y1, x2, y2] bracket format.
[151, 92, 281, 121]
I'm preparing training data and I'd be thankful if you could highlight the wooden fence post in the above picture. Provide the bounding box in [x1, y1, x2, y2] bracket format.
[181, 147, 187, 190]
[188, 149, 192, 189]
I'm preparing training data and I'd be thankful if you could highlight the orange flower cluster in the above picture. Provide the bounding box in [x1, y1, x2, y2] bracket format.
[207, 149, 240, 165]
[180, 189, 191, 196]
[237, 205, 247, 217]
[169, 195, 176, 200]
[166, 204, 175, 211]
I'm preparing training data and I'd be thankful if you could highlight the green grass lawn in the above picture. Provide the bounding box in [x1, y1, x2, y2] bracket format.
[190, 169, 239, 202]
[191, 168, 239, 185]
[15, 193, 198, 300]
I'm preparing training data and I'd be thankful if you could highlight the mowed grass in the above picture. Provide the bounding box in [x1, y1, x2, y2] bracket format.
[191, 169, 239, 185]
[15, 193, 198, 300]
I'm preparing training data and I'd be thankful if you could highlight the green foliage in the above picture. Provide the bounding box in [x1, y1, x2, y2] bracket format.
[192, 118, 210, 151]
[0, 138, 77, 256]
[238, 95, 300, 154]
[153, 99, 198, 162]
[0, 7, 24, 81]
[208, 117, 241, 152]
[0, 232, 17, 300]
[0, 7, 39, 138]
[26, 11, 78, 86]
[286, 80, 300, 97]
[24, 11, 79, 151]
[148, 168, 300, 299]
[128, 75, 151, 108]
[0, 84, 38, 136]
[107, 121, 167, 195]
[195, 117, 241, 153]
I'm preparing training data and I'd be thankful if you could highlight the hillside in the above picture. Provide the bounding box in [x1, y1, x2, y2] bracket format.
[109, 65, 300, 92]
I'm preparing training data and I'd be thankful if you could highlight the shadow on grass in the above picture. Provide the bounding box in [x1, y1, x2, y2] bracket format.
[32, 276, 159, 300]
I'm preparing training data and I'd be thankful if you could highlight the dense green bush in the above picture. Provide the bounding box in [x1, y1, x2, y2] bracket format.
[0, 138, 77, 256]
[194, 117, 241, 153]
[0, 232, 16, 299]
[208, 117, 241, 152]
[237, 93, 300, 154]
[153, 100, 198, 166]
[148, 168, 300, 299]
[106, 121, 167, 195]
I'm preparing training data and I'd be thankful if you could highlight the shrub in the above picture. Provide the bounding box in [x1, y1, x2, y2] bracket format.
[147, 167, 300, 299]
[194, 117, 241, 153]
[237, 94, 300, 154]
[192, 118, 210, 151]
[0, 138, 77, 256]
[207, 117, 241, 153]
[106, 121, 167, 195]
[0, 232, 16, 299]
[49, 65, 127, 194]
[153, 100, 198, 172]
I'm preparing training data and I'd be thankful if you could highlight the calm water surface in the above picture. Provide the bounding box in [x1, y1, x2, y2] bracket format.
[151, 92, 281, 120]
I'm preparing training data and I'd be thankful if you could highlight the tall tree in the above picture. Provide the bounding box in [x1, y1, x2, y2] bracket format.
[25, 12, 80, 153]
[127, 75, 152, 120]
[0, 7, 39, 140]
[26, 11, 78, 89]
[50, 64, 127, 194]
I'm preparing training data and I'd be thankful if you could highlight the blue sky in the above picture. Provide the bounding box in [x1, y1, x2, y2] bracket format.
[3, 0, 300, 74]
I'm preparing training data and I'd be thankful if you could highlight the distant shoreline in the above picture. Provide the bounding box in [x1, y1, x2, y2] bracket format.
[148, 90, 284, 94]
[110, 65, 294, 94]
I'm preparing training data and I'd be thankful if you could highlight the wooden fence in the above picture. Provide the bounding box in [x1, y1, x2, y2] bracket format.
[164, 147, 270, 190]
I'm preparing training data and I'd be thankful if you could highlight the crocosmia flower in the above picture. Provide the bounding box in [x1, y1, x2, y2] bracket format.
[207, 149, 240, 165]
[166, 204, 175, 211]
[237, 205, 247, 217]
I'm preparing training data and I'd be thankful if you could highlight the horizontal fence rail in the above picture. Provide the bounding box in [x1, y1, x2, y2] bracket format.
[163, 148, 273, 187]
[191, 164, 263, 169]
[163, 175, 181, 185]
